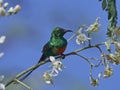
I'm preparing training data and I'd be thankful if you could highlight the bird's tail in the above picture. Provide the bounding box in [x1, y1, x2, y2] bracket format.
[20, 70, 34, 81]
[20, 54, 46, 81]
[38, 54, 46, 63]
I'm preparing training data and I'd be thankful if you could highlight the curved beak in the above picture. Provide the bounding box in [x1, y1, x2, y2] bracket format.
[64, 30, 73, 33]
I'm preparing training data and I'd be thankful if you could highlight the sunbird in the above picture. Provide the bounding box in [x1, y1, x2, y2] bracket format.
[20, 27, 72, 81]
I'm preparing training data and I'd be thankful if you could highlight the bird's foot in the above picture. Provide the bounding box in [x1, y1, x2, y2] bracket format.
[61, 54, 65, 59]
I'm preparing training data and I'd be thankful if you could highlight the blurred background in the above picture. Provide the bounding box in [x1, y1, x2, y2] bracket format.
[0, 0, 120, 90]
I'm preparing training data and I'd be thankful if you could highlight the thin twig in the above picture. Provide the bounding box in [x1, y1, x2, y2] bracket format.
[73, 53, 94, 80]
[14, 79, 32, 90]
[88, 33, 91, 46]
[74, 53, 93, 65]
[5, 42, 105, 88]
[5, 61, 49, 87]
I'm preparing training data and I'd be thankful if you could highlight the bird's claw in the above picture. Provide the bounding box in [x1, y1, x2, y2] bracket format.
[61, 54, 65, 59]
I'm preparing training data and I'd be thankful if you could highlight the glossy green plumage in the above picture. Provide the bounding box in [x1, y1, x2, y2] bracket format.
[20, 27, 72, 81]
[39, 27, 68, 62]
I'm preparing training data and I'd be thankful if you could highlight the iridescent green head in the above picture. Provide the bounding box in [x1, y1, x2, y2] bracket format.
[52, 27, 72, 37]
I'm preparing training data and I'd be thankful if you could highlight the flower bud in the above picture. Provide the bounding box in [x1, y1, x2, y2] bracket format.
[104, 67, 113, 78]
[3, 2, 9, 9]
[0, 52, 4, 58]
[14, 5, 21, 14]
[90, 78, 99, 87]
[0, 83, 5, 90]
[86, 17, 100, 33]
[0, 7, 5, 16]
[43, 72, 53, 84]
[8, 7, 14, 14]
[0, 36, 6, 44]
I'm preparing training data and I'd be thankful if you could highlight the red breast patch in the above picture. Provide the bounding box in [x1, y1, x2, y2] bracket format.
[57, 46, 66, 54]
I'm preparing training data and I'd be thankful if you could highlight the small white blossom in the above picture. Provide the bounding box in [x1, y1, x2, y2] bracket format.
[52, 61, 63, 74]
[50, 56, 63, 75]
[77, 26, 85, 35]
[86, 17, 100, 33]
[0, 75, 5, 90]
[0, 83, 5, 90]
[103, 67, 113, 78]
[0, 36, 6, 44]
[112, 53, 120, 65]
[102, 53, 120, 65]
[7, 7, 14, 14]
[43, 56, 64, 84]
[14, 5, 21, 14]
[3, 2, 8, 9]
[0, 36, 5, 58]
[98, 73, 102, 80]
[90, 73, 102, 87]
[114, 41, 120, 53]
[0, 52, 4, 58]
[76, 33, 91, 45]
[42, 72, 53, 84]
[49, 56, 56, 63]
[90, 78, 99, 87]
[104, 39, 113, 51]
[0, 0, 21, 16]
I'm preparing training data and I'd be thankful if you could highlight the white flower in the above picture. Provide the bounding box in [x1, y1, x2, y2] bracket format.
[0, 83, 5, 90]
[3, 2, 8, 9]
[0, 36, 6, 44]
[0, 75, 5, 90]
[102, 53, 120, 65]
[0, 36, 5, 58]
[49, 56, 63, 75]
[7, 7, 14, 13]
[14, 5, 21, 14]
[43, 56, 64, 84]
[114, 41, 120, 53]
[104, 39, 113, 51]
[42, 72, 53, 84]
[98, 73, 102, 80]
[90, 73, 101, 87]
[76, 33, 91, 45]
[0, 0, 21, 16]
[86, 17, 100, 33]
[103, 67, 113, 78]
[49, 56, 56, 63]
[0, 52, 4, 58]
[90, 78, 99, 87]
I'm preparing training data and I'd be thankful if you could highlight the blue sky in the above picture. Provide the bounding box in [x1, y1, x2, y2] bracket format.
[0, 0, 120, 90]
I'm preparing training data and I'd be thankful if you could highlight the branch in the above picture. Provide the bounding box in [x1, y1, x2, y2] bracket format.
[5, 42, 105, 88]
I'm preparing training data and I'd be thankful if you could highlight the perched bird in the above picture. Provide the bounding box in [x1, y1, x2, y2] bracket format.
[20, 27, 72, 81]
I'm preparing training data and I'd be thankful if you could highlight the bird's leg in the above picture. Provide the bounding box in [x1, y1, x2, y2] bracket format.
[61, 54, 65, 59]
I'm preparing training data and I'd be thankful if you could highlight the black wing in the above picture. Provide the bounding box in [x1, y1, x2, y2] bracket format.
[42, 41, 52, 53]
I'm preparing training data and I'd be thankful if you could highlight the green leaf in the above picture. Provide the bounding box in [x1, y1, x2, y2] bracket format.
[106, 29, 112, 37]
[107, 0, 117, 27]
[102, 0, 107, 10]
[98, 0, 118, 37]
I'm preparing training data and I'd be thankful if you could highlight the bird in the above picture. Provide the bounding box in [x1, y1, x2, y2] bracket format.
[20, 27, 72, 81]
